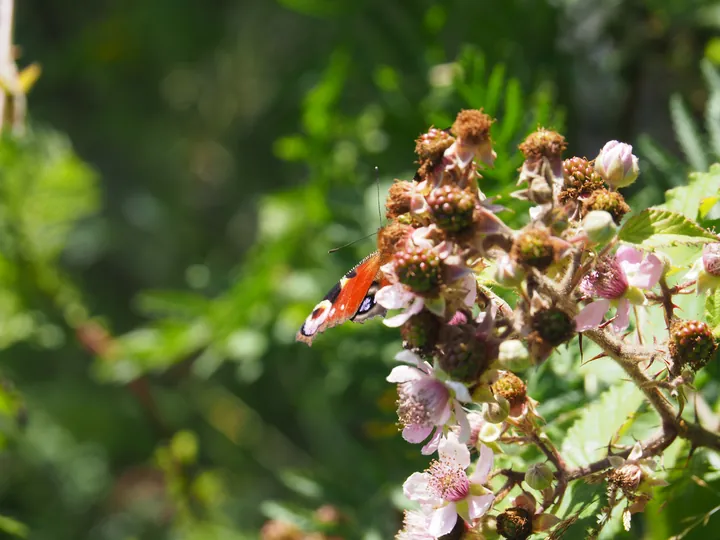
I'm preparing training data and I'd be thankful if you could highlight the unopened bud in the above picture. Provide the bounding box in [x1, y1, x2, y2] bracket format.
[594, 141, 639, 189]
[582, 210, 617, 245]
[525, 462, 554, 491]
[498, 340, 531, 371]
[702, 243, 720, 277]
[483, 396, 510, 424]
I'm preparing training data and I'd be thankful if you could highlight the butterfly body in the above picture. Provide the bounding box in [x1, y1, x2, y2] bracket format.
[296, 251, 389, 346]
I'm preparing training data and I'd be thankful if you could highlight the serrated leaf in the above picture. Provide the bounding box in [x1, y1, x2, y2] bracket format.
[706, 288, 720, 336]
[661, 165, 720, 219]
[618, 209, 717, 248]
[670, 94, 709, 172]
[560, 383, 644, 468]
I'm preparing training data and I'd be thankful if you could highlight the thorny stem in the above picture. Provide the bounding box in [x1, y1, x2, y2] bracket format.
[517, 269, 720, 513]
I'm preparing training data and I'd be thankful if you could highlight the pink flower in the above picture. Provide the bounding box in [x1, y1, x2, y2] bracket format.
[387, 350, 472, 455]
[575, 246, 663, 332]
[685, 242, 720, 294]
[403, 433, 495, 537]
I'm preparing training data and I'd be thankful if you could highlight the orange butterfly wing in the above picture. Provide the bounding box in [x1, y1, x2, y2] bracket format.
[296, 252, 387, 346]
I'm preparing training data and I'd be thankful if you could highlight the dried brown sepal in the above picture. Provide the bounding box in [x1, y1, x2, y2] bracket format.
[582, 188, 630, 224]
[385, 180, 415, 220]
[519, 128, 567, 162]
[452, 109, 494, 145]
[492, 372, 527, 412]
[415, 127, 455, 161]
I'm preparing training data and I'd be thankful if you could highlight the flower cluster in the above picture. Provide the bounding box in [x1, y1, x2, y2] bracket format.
[368, 110, 720, 539]
[293, 109, 720, 539]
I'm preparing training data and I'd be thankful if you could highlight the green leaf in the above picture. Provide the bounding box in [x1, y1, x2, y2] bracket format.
[660, 164, 720, 219]
[0, 515, 28, 538]
[618, 209, 717, 248]
[561, 382, 645, 468]
[706, 288, 720, 336]
[670, 94, 709, 172]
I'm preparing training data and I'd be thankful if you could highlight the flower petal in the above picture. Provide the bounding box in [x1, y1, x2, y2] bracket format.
[386, 365, 423, 383]
[395, 349, 426, 370]
[433, 401, 452, 426]
[428, 503, 458, 537]
[375, 283, 414, 310]
[454, 401, 471, 445]
[467, 494, 494, 520]
[616, 245, 642, 266]
[403, 472, 436, 507]
[575, 299, 611, 332]
[628, 253, 663, 289]
[445, 381, 472, 403]
[384, 296, 425, 328]
[470, 444, 494, 484]
[402, 424, 433, 444]
[439, 432, 471, 469]
[421, 428, 443, 455]
[612, 298, 631, 332]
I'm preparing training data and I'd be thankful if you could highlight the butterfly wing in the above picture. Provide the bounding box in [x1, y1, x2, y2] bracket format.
[296, 252, 386, 346]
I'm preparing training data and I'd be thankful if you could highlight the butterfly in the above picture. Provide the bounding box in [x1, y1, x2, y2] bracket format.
[296, 249, 390, 346]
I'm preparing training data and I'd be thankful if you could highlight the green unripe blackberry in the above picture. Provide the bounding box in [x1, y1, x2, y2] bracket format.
[669, 319, 718, 373]
[559, 156, 605, 203]
[401, 311, 440, 353]
[496, 507, 532, 540]
[511, 228, 555, 271]
[415, 127, 454, 161]
[394, 245, 442, 293]
[531, 308, 575, 347]
[427, 185, 475, 232]
[583, 188, 630, 224]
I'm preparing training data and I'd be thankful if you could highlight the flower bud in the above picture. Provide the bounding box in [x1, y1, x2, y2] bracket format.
[702, 242, 720, 277]
[483, 395, 510, 424]
[498, 340, 531, 371]
[594, 141, 639, 189]
[582, 210, 617, 245]
[496, 507, 532, 540]
[525, 462, 554, 491]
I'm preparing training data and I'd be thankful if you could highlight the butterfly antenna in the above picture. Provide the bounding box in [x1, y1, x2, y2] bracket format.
[375, 166, 383, 227]
[328, 231, 378, 254]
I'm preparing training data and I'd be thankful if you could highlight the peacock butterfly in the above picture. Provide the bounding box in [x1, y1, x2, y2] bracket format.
[296, 249, 390, 346]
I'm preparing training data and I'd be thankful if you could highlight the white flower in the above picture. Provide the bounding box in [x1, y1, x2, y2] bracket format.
[403, 433, 495, 537]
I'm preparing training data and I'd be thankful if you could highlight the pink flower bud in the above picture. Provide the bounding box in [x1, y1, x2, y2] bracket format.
[702, 242, 720, 277]
[594, 141, 639, 188]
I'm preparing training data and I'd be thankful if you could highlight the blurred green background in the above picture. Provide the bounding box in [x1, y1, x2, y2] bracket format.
[0, 1, 719, 539]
